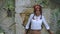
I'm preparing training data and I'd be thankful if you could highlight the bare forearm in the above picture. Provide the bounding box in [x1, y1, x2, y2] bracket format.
[47, 30, 54, 34]
[24, 29, 29, 34]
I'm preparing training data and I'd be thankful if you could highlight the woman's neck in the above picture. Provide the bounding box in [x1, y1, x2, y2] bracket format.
[36, 14, 40, 16]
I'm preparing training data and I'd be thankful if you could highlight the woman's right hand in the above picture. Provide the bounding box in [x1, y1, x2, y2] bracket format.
[24, 31, 26, 34]
[50, 31, 54, 34]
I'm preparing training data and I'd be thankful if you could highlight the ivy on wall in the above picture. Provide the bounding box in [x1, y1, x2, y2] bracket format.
[56, 8, 60, 34]
[5, 0, 15, 17]
[35, 0, 49, 7]
[51, 8, 60, 34]
[0, 26, 4, 33]
[5, 0, 15, 11]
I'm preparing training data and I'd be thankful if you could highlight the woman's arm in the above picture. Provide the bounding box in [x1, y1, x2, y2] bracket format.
[24, 14, 34, 34]
[42, 16, 50, 30]
[25, 14, 33, 29]
[42, 16, 54, 34]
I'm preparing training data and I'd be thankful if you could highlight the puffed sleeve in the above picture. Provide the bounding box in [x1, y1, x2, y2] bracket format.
[42, 16, 50, 30]
[25, 14, 34, 29]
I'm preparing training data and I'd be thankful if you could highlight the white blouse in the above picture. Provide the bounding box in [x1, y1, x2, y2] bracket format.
[25, 14, 50, 30]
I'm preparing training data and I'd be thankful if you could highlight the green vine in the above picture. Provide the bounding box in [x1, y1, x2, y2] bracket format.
[35, 0, 49, 7]
[51, 8, 60, 34]
[0, 26, 4, 33]
[5, 0, 15, 11]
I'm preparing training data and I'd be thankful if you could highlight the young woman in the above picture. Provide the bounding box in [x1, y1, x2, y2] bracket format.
[24, 4, 53, 34]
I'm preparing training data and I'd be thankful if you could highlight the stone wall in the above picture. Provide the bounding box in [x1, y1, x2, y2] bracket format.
[0, 8, 15, 34]
[0, 0, 60, 34]
[15, 0, 52, 34]
[0, 0, 15, 34]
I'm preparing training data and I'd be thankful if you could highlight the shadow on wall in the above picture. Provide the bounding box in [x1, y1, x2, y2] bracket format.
[20, 8, 33, 26]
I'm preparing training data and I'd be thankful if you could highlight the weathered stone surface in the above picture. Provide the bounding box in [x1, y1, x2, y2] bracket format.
[15, 0, 53, 34]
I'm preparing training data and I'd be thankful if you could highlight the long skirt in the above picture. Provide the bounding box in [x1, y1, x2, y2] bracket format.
[30, 30, 41, 34]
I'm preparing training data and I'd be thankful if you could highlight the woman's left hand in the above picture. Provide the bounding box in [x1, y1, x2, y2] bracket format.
[50, 31, 54, 34]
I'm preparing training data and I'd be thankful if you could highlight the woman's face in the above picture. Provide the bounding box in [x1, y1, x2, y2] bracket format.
[35, 6, 40, 16]
[35, 6, 40, 11]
